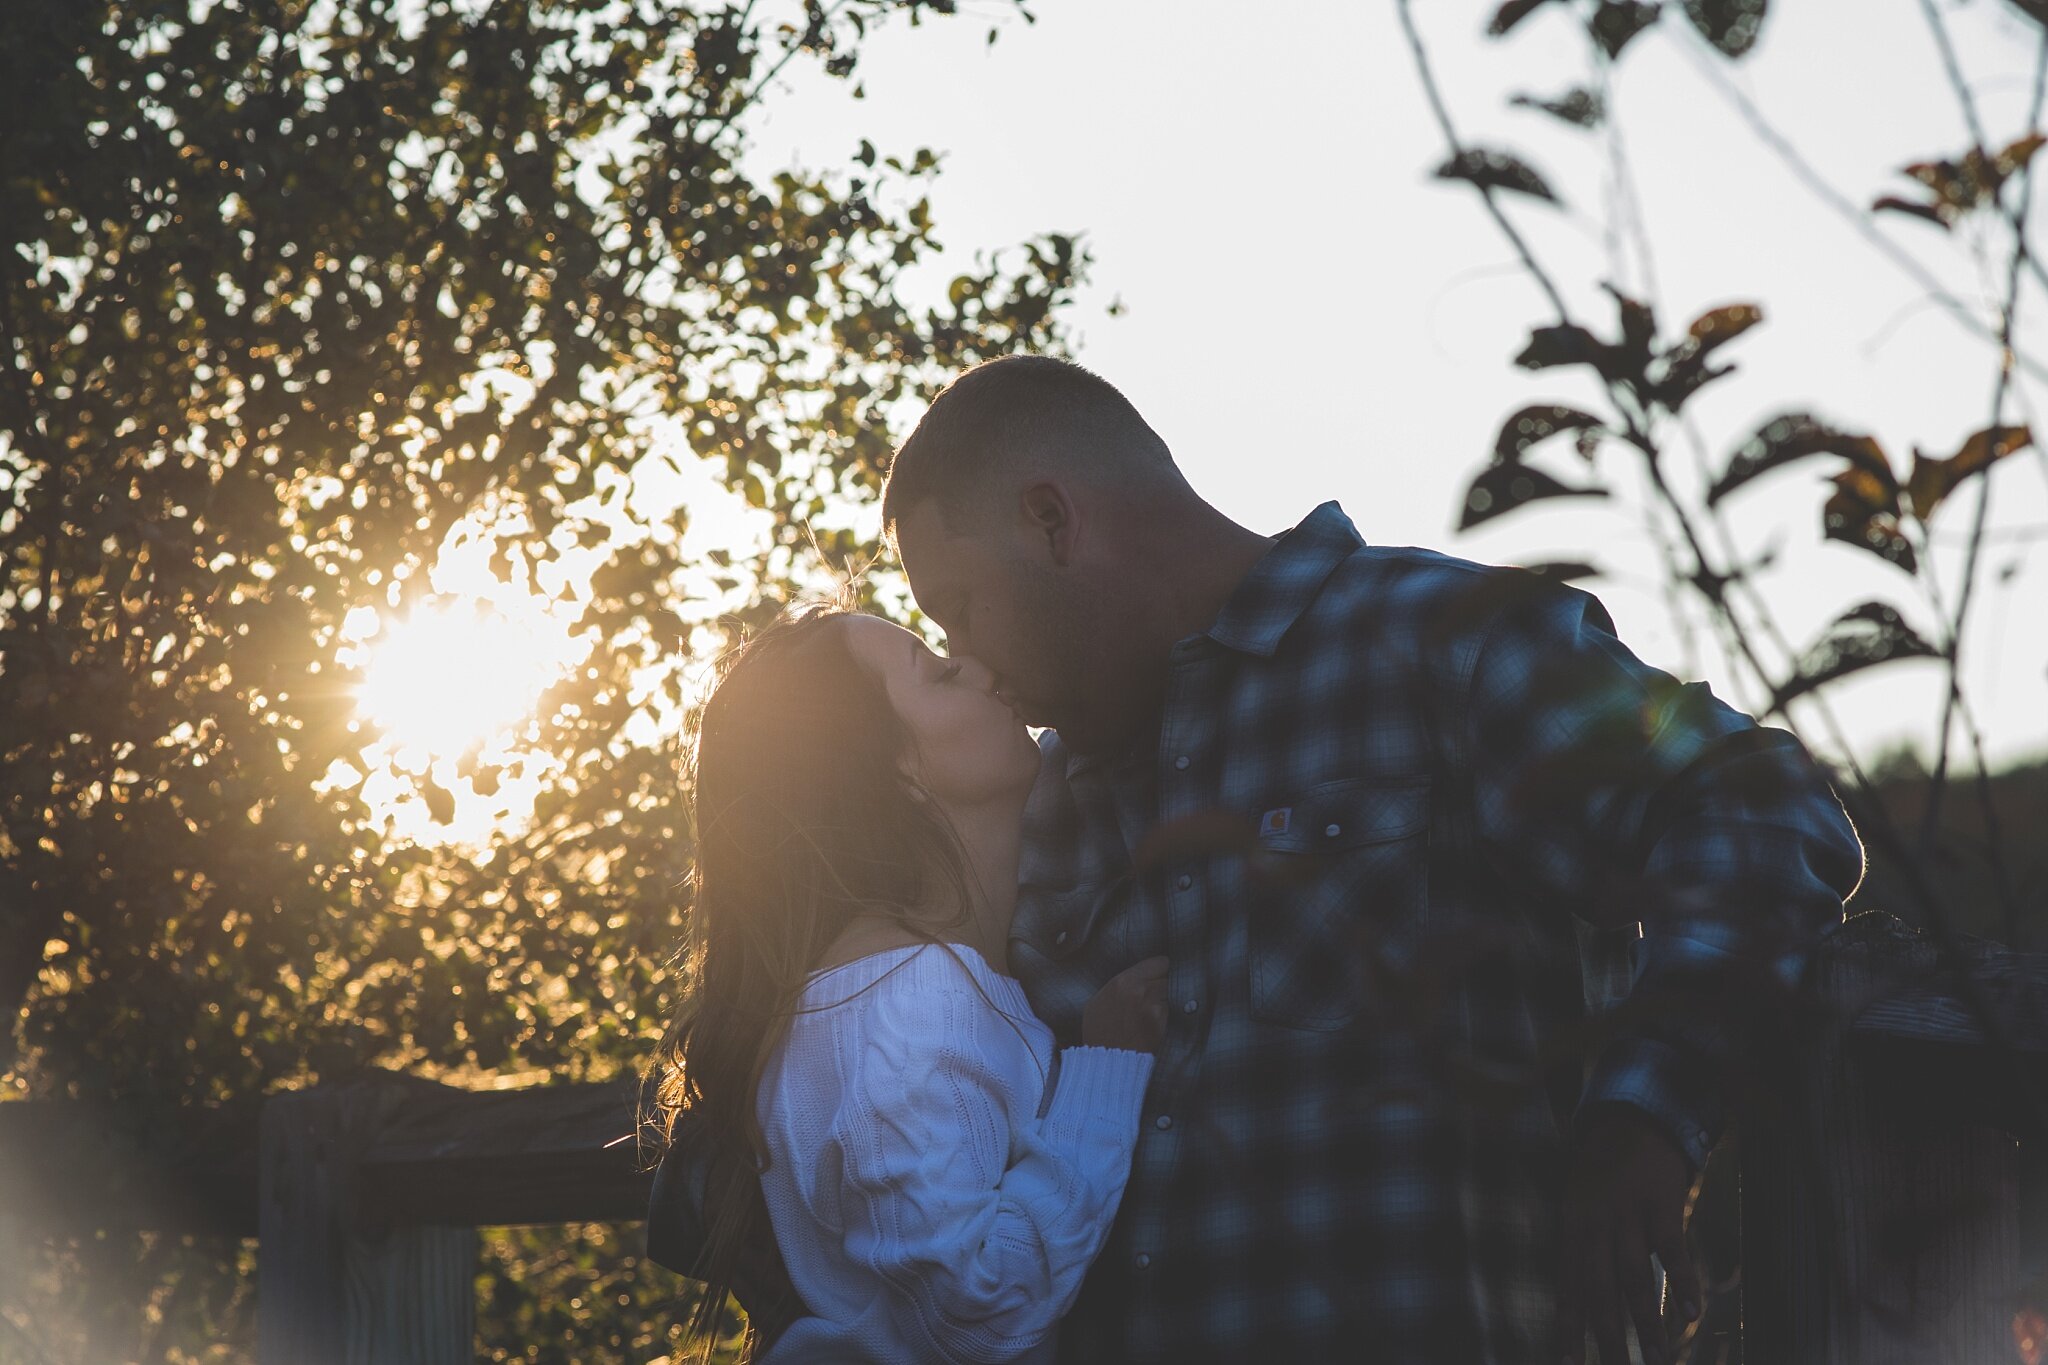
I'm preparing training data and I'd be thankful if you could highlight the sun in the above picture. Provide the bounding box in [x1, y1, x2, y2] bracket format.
[354, 599, 583, 759]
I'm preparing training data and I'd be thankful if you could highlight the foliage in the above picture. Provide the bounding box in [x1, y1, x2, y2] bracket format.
[1403, 1, 2048, 1357]
[0, 0, 1078, 1357]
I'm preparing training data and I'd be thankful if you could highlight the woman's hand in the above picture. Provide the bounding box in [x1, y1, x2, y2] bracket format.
[1082, 956, 1170, 1053]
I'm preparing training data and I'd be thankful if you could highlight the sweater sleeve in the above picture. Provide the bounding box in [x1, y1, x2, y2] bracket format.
[828, 988, 1153, 1364]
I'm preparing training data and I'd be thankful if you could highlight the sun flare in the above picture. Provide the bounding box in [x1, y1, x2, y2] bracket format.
[354, 601, 583, 759]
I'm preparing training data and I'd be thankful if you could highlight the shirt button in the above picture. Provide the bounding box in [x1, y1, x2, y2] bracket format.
[1134, 1252, 1152, 1269]
[1183, 998, 1199, 1014]
[1176, 874, 1192, 891]
[1173, 755, 1190, 771]
[1324, 823, 1342, 837]
[1054, 930, 1069, 947]
[1154, 1114, 1173, 1130]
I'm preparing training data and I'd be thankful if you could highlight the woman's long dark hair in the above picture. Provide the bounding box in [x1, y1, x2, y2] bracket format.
[646, 604, 978, 1358]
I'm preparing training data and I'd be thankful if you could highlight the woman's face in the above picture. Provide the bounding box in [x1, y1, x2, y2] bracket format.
[837, 615, 1042, 808]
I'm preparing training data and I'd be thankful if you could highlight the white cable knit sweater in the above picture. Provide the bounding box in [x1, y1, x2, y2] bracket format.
[753, 942, 1154, 1364]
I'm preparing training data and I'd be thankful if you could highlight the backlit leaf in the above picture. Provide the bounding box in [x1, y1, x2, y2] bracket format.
[1998, 131, 2047, 179]
[1886, 138, 2041, 224]
[1652, 302, 1762, 409]
[1905, 425, 2032, 521]
[1459, 463, 1609, 529]
[1434, 148, 1559, 202]
[2015, 1307, 2046, 1365]
[1772, 603, 1938, 711]
[1824, 468, 1918, 574]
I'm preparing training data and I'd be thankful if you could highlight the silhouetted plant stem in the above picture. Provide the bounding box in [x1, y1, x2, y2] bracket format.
[1667, 21, 2048, 387]
[1922, 33, 2047, 873]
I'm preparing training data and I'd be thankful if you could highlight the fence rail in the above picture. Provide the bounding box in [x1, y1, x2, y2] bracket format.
[2, 911, 2043, 1364]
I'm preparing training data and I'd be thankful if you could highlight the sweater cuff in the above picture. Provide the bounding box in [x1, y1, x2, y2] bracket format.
[1044, 1046, 1154, 1133]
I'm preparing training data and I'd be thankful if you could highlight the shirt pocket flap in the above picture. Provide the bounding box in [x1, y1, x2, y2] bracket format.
[1254, 776, 1429, 855]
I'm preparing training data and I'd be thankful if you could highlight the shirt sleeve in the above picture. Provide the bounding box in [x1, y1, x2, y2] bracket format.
[1463, 579, 1865, 1174]
[829, 989, 1153, 1363]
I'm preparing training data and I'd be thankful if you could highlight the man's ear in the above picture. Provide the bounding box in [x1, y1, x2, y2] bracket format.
[1019, 482, 1079, 567]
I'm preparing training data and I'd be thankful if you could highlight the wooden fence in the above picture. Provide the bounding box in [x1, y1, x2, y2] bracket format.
[2, 910, 2043, 1364]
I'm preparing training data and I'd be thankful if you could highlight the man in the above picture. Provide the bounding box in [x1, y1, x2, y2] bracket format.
[876, 354, 1863, 1364]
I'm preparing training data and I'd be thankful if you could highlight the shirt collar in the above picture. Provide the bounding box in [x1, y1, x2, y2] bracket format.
[1052, 501, 1364, 779]
[1202, 501, 1364, 658]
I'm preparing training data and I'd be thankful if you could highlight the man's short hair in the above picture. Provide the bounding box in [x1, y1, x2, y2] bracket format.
[880, 354, 1175, 534]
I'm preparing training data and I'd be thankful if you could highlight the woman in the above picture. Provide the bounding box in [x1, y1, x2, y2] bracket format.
[649, 605, 1167, 1363]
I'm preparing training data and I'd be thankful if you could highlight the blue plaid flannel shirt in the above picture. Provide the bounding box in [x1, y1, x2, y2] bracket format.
[1009, 501, 1863, 1364]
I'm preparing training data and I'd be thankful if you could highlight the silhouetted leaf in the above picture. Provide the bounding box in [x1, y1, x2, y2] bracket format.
[1514, 324, 1623, 376]
[1434, 148, 1559, 202]
[1707, 412, 1893, 505]
[1905, 424, 2032, 521]
[1591, 1, 1662, 57]
[1488, 0, 1558, 36]
[1824, 467, 1918, 574]
[1681, 0, 1767, 56]
[1610, 286, 1658, 372]
[1510, 86, 1605, 127]
[1772, 602, 1938, 710]
[1872, 195, 1950, 229]
[1519, 560, 1600, 581]
[1493, 404, 1606, 462]
[1459, 463, 1609, 529]
[421, 776, 457, 825]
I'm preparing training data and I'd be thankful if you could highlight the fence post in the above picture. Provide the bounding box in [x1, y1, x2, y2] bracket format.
[1741, 914, 2028, 1365]
[258, 1077, 476, 1365]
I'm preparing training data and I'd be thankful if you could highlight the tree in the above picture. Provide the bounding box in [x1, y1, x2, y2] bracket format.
[0, 0, 1080, 1357]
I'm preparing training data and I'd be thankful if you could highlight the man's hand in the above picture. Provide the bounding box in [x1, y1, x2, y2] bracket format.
[1558, 1102, 1700, 1365]
[1082, 956, 1170, 1053]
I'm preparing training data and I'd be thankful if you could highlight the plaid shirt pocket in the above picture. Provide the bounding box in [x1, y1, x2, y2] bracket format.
[1248, 775, 1431, 1031]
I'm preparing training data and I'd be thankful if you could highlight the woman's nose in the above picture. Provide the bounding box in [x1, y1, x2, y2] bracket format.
[957, 656, 999, 693]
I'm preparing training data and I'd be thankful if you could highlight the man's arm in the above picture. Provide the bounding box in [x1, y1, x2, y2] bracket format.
[1460, 577, 1864, 1362]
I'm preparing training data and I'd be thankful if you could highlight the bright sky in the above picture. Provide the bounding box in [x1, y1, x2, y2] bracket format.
[733, 0, 2048, 775]
[355, 0, 2048, 843]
